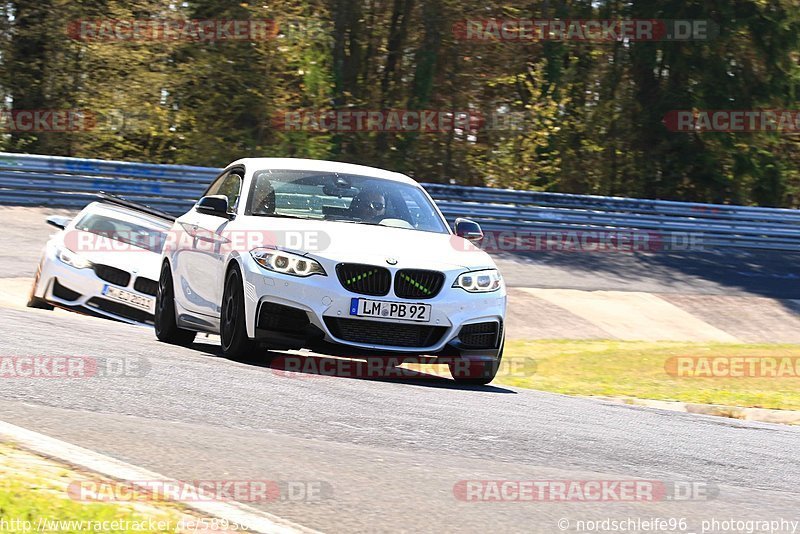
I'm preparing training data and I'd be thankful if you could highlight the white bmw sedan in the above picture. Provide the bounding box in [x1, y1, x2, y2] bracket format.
[156, 159, 507, 384]
[28, 197, 173, 324]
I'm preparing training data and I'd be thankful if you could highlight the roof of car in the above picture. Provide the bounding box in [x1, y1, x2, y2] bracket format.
[229, 158, 419, 186]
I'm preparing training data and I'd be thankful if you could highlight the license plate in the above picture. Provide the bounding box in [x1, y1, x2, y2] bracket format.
[350, 298, 431, 322]
[102, 285, 154, 311]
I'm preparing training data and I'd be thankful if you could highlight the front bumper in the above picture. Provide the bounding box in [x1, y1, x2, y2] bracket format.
[34, 246, 156, 325]
[238, 254, 506, 361]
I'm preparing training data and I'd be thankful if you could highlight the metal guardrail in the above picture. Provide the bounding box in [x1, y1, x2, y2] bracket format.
[1, 151, 799, 251]
[0, 152, 214, 213]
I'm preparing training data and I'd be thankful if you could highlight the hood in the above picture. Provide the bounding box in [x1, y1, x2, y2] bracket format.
[58, 231, 163, 281]
[234, 217, 495, 271]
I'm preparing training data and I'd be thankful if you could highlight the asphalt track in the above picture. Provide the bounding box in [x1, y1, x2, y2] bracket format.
[2, 306, 800, 532]
[1, 206, 799, 532]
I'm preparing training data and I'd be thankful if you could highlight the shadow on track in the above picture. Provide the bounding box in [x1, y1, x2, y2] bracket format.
[191, 339, 515, 393]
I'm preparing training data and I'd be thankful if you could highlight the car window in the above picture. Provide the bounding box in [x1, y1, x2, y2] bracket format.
[246, 170, 448, 234]
[205, 171, 243, 213]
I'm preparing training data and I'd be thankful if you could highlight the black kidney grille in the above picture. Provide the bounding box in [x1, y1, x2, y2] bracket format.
[93, 264, 131, 287]
[324, 317, 447, 348]
[458, 321, 502, 349]
[394, 269, 445, 299]
[336, 264, 391, 296]
[133, 277, 158, 296]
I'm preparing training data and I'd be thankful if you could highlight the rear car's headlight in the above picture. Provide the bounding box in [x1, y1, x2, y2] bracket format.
[58, 248, 93, 269]
[453, 269, 502, 293]
[250, 248, 326, 277]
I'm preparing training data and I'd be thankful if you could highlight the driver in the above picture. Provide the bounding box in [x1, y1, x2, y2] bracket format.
[350, 187, 386, 223]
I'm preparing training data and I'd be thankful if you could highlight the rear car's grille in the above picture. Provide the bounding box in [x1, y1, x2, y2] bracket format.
[336, 264, 391, 296]
[93, 264, 131, 287]
[458, 321, 502, 349]
[52, 278, 81, 301]
[258, 302, 310, 333]
[86, 297, 152, 324]
[324, 317, 447, 348]
[394, 269, 445, 299]
[133, 277, 158, 296]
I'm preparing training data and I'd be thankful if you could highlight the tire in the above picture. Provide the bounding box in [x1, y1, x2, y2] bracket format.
[155, 262, 196, 346]
[26, 264, 54, 310]
[220, 266, 257, 359]
[449, 340, 504, 386]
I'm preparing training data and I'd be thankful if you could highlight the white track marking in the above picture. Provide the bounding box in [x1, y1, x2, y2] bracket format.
[0, 420, 322, 534]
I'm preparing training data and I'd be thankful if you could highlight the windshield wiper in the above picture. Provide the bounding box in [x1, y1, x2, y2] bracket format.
[327, 218, 379, 226]
[332, 219, 412, 229]
[250, 213, 308, 219]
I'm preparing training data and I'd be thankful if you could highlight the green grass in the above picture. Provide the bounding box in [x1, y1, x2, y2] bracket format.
[0, 478, 180, 533]
[495, 340, 800, 410]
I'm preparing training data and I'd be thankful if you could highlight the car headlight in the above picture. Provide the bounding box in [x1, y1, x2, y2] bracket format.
[250, 248, 326, 277]
[453, 269, 502, 293]
[58, 248, 93, 269]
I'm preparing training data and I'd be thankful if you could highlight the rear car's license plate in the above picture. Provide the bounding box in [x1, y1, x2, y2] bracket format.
[103, 285, 154, 311]
[350, 298, 431, 322]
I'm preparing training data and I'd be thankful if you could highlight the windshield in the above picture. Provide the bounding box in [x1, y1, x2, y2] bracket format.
[245, 170, 448, 234]
[73, 213, 169, 253]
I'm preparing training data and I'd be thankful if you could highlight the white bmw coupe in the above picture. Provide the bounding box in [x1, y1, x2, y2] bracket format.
[28, 196, 173, 324]
[156, 159, 507, 384]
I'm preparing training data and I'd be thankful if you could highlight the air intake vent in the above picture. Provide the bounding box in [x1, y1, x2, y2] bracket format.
[52, 278, 81, 301]
[336, 264, 391, 296]
[258, 302, 310, 333]
[324, 317, 447, 348]
[458, 321, 502, 349]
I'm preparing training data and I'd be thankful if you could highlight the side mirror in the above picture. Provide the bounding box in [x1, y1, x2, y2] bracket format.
[454, 218, 483, 242]
[46, 215, 70, 230]
[196, 195, 232, 219]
